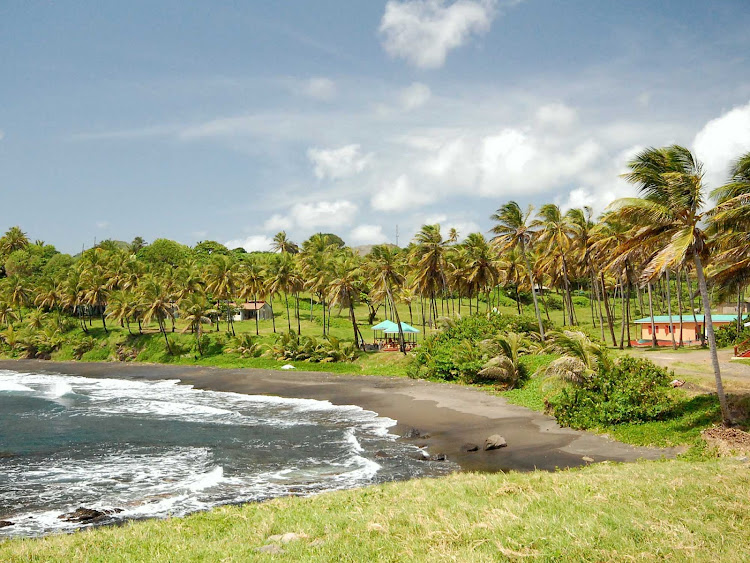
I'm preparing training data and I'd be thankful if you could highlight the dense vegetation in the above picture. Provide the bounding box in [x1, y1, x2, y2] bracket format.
[0, 146, 749, 425]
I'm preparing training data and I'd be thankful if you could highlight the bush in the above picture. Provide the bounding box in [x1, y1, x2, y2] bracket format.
[543, 294, 563, 310]
[547, 356, 676, 428]
[408, 313, 544, 381]
[715, 317, 750, 347]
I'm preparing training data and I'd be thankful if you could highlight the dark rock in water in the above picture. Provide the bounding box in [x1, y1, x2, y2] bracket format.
[409, 450, 430, 461]
[484, 435, 507, 451]
[461, 443, 479, 452]
[0, 520, 14, 528]
[375, 450, 393, 459]
[430, 453, 447, 461]
[402, 428, 430, 439]
[58, 507, 122, 524]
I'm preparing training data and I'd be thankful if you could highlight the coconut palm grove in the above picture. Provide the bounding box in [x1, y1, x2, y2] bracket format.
[4, 2, 750, 560]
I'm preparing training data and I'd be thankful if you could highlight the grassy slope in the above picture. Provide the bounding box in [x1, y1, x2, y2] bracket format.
[3, 459, 749, 562]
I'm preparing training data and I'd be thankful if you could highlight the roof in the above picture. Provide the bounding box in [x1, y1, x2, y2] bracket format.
[371, 320, 420, 333]
[230, 301, 268, 310]
[634, 315, 740, 324]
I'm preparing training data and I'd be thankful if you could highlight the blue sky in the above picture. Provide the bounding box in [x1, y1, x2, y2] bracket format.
[2, 0, 750, 253]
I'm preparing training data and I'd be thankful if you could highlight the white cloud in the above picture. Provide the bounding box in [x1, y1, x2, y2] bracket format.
[290, 200, 358, 229]
[307, 144, 372, 180]
[372, 174, 437, 211]
[225, 235, 274, 252]
[419, 213, 479, 240]
[303, 77, 337, 101]
[349, 224, 390, 244]
[535, 103, 577, 129]
[0, 129, 5, 141]
[262, 214, 294, 232]
[95, 221, 109, 229]
[400, 82, 432, 110]
[379, 0, 499, 69]
[693, 100, 750, 189]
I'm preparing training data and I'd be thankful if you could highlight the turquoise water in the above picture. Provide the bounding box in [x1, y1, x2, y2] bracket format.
[0, 370, 454, 537]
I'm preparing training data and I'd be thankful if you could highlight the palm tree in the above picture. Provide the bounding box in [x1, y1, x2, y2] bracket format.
[410, 225, 448, 327]
[533, 204, 578, 326]
[367, 245, 407, 353]
[180, 293, 212, 355]
[0, 226, 30, 256]
[106, 290, 135, 334]
[205, 255, 238, 336]
[238, 262, 267, 336]
[3, 276, 29, 322]
[272, 231, 299, 254]
[0, 301, 18, 327]
[267, 253, 298, 333]
[610, 145, 731, 424]
[490, 202, 545, 340]
[139, 276, 175, 354]
[462, 233, 500, 313]
[327, 252, 365, 347]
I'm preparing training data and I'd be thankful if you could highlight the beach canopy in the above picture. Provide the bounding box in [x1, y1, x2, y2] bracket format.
[371, 320, 420, 333]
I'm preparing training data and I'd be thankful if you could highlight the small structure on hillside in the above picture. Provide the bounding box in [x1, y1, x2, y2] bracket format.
[633, 314, 740, 346]
[717, 301, 750, 315]
[371, 320, 420, 351]
[231, 301, 273, 322]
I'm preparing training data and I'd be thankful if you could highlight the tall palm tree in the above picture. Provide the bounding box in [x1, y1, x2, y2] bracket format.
[327, 252, 365, 347]
[533, 204, 578, 326]
[462, 233, 500, 312]
[238, 261, 267, 336]
[3, 276, 29, 322]
[367, 245, 407, 353]
[610, 145, 731, 424]
[267, 253, 298, 332]
[180, 293, 212, 355]
[490, 202, 545, 340]
[205, 255, 238, 336]
[139, 276, 175, 354]
[410, 225, 448, 327]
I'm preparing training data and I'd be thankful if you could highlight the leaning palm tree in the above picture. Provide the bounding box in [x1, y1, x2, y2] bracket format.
[490, 202, 545, 340]
[609, 145, 731, 424]
[0, 301, 18, 327]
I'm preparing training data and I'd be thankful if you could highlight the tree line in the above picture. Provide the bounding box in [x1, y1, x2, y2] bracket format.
[0, 145, 748, 422]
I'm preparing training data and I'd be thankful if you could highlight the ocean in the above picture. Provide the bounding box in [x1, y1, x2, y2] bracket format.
[0, 369, 455, 537]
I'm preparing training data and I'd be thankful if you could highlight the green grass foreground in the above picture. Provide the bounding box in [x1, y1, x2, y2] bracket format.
[2, 459, 749, 562]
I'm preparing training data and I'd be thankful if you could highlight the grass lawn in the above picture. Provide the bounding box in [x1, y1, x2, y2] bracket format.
[2, 459, 749, 562]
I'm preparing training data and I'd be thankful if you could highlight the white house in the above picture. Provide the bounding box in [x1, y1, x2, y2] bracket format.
[231, 301, 273, 322]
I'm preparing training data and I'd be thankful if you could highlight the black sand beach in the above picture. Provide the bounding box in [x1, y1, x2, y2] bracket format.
[0, 359, 682, 472]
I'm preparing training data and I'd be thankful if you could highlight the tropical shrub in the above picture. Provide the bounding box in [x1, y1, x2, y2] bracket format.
[547, 356, 677, 428]
[408, 313, 543, 381]
[715, 317, 750, 347]
[264, 331, 359, 363]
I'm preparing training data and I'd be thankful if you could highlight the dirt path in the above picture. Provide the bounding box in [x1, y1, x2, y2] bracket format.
[624, 348, 750, 393]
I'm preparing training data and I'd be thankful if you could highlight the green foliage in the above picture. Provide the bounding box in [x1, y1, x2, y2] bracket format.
[72, 336, 96, 360]
[548, 357, 677, 428]
[136, 238, 190, 266]
[264, 331, 360, 363]
[544, 294, 563, 310]
[714, 317, 750, 347]
[408, 313, 541, 381]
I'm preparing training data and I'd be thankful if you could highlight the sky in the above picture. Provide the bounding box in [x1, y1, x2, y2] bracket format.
[2, 0, 750, 254]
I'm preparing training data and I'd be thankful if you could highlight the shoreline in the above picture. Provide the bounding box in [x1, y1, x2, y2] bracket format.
[0, 359, 683, 472]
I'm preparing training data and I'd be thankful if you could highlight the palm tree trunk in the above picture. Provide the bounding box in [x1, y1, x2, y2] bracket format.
[348, 301, 361, 348]
[647, 282, 658, 347]
[665, 270, 676, 350]
[270, 297, 277, 333]
[520, 240, 545, 341]
[620, 275, 627, 350]
[594, 273, 606, 343]
[160, 318, 172, 355]
[676, 269, 684, 346]
[693, 253, 731, 425]
[386, 283, 406, 354]
[254, 292, 260, 336]
[284, 293, 291, 332]
[296, 293, 301, 335]
[738, 285, 743, 334]
[560, 254, 575, 325]
[601, 273, 617, 346]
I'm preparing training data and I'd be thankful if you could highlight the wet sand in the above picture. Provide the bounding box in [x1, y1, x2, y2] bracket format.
[0, 360, 683, 472]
